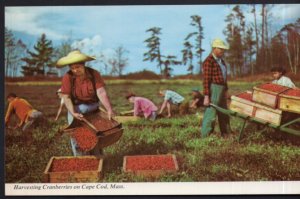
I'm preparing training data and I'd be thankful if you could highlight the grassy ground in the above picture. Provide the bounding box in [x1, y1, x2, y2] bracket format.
[4, 80, 300, 182]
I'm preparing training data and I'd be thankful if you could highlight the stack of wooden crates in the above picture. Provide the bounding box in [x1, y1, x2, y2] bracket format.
[230, 83, 300, 126]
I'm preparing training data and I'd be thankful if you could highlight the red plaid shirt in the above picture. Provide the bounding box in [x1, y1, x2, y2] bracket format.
[202, 54, 228, 96]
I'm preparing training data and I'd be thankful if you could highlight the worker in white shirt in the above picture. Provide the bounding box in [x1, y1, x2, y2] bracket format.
[271, 67, 296, 88]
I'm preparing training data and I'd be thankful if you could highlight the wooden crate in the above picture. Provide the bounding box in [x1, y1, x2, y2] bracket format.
[252, 84, 290, 108]
[44, 156, 103, 183]
[123, 154, 179, 178]
[230, 94, 256, 117]
[230, 93, 282, 126]
[253, 103, 282, 126]
[279, 90, 300, 114]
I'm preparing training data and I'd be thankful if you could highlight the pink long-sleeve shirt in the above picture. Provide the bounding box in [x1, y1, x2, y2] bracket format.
[133, 97, 158, 118]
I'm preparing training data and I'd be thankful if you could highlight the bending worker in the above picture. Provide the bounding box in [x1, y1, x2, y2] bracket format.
[5, 93, 43, 132]
[56, 50, 115, 156]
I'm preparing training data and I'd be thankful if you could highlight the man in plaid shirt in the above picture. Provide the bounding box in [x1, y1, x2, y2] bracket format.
[201, 38, 231, 137]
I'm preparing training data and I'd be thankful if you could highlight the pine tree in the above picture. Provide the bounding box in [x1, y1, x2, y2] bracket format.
[185, 15, 205, 74]
[161, 55, 181, 78]
[143, 27, 163, 75]
[181, 41, 194, 74]
[22, 33, 54, 76]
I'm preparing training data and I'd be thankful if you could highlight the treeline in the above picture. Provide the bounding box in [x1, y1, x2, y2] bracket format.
[5, 5, 300, 78]
[143, 5, 300, 78]
[224, 5, 299, 77]
[4, 29, 129, 77]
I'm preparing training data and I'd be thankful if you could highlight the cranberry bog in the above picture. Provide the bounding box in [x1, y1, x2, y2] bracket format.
[123, 154, 179, 177]
[4, 80, 300, 182]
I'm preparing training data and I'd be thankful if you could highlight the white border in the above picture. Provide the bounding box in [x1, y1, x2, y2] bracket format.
[5, 181, 300, 195]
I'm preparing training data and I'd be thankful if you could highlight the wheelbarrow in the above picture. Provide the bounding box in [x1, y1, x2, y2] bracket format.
[209, 103, 300, 142]
[64, 109, 123, 149]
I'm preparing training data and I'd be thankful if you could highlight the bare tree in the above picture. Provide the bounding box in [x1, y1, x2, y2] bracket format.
[245, 27, 256, 75]
[251, 5, 260, 57]
[5, 28, 28, 77]
[115, 46, 129, 76]
[107, 46, 129, 76]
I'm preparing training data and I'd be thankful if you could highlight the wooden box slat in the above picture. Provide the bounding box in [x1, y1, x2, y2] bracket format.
[230, 95, 256, 117]
[254, 106, 282, 126]
[252, 89, 278, 108]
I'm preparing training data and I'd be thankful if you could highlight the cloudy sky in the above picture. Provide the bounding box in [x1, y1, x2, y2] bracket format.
[5, 4, 300, 75]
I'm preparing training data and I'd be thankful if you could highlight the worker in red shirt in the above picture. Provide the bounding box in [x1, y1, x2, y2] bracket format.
[56, 50, 115, 156]
[5, 93, 43, 132]
[201, 38, 231, 138]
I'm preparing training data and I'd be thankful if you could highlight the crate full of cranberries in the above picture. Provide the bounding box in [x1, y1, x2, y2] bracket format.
[278, 89, 300, 114]
[230, 91, 256, 117]
[123, 154, 179, 178]
[253, 83, 290, 108]
[43, 156, 103, 183]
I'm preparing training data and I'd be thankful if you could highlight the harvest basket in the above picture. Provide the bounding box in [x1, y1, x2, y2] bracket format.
[43, 156, 103, 183]
[64, 110, 123, 149]
[123, 154, 179, 178]
[252, 83, 290, 108]
[278, 89, 300, 114]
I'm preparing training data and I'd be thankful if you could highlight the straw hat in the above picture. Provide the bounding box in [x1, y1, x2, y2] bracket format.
[211, 38, 229, 50]
[56, 50, 96, 68]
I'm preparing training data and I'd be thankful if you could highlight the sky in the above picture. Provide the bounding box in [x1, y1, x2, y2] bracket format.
[5, 4, 300, 76]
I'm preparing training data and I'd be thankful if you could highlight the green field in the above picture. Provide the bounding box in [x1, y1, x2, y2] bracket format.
[4, 80, 300, 182]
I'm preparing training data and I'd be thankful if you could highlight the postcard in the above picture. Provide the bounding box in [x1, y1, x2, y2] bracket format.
[3, 1, 300, 196]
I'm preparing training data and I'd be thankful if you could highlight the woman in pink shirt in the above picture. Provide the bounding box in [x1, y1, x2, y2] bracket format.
[125, 93, 158, 120]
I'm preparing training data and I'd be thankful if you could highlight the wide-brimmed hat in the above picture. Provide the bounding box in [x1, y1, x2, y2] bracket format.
[212, 38, 229, 50]
[56, 50, 96, 68]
